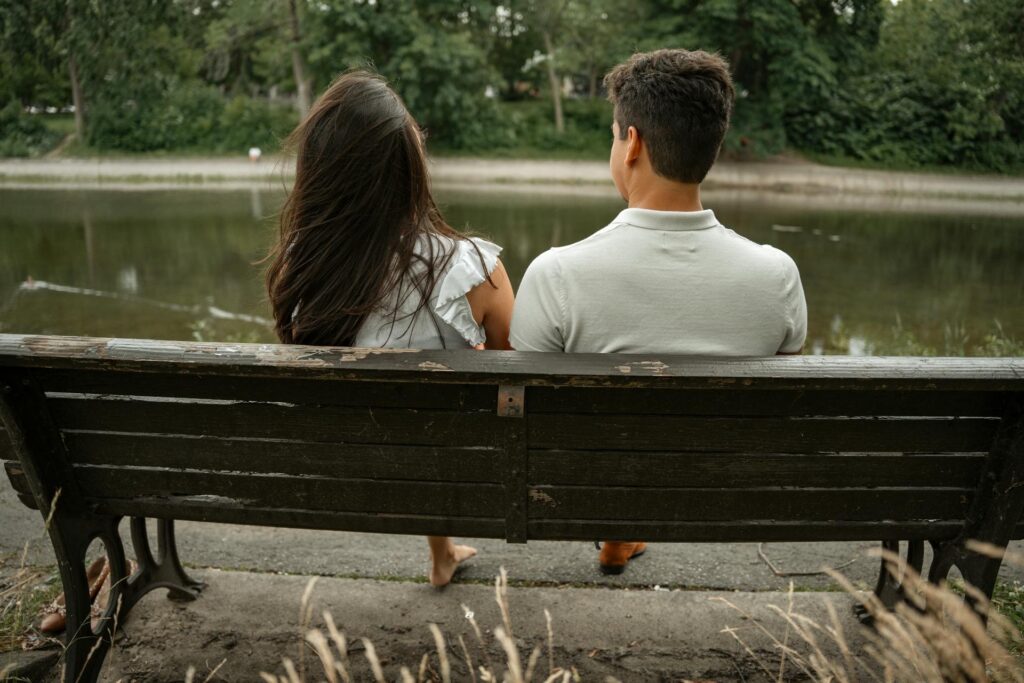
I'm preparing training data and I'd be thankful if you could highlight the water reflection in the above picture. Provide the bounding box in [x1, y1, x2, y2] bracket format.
[0, 187, 1021, 354]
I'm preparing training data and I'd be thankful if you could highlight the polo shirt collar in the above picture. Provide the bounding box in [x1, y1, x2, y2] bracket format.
[615, 207, 719, 231]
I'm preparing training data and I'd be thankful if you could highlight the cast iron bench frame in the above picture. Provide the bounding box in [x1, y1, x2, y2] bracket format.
[1, 333, 1023, 682]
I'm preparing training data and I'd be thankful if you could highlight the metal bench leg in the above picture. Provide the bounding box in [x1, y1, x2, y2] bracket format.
[922, 404, 1023, 623]
[0, 376, 138, 682]
[124, 517, 205, 609]
[49, 517, 204, 682]
[47, 512, 132, 683]
[927, 538, 1003, 619]
[857, 539, 924, 624]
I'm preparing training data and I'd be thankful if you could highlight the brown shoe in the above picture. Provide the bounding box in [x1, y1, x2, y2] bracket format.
[40, 557, 109, 633]
[598, 541, 647, 575]
[39, 557, 137, 633]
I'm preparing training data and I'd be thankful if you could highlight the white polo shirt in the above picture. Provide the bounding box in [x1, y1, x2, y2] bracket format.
[510, 207, 807, 355]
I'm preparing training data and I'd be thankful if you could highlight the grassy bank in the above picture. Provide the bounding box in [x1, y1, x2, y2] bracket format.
[825, 319, 1024, 357]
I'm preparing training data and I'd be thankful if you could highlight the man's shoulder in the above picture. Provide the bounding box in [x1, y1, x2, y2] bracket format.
[716, 225, 800, 273]
[540, 220, 631, 264]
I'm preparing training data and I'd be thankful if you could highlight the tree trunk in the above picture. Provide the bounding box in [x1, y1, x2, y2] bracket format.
[588, 63, 598, 99]
[68, 51, 85, 141]
[542, 31, 564, 134]
[287, 0, 312, 120]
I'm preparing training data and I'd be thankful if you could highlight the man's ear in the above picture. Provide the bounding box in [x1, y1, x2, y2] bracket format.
[625, 125, 642, 165]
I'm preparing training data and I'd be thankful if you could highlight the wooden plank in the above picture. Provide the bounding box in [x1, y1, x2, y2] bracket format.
[526, 486, 970, 522]
[10, 463, 1023, 541]
[526, 519, 967, 543]
[73, 465, 504, 518]
[527, 387, 1007, 417]
[65, 432, 503, 483]
[528, 415, 998, 453]
[528, 451, 985, 488]
[86, 497, 505, 539]
[49, 397, 504, 447]
[36, 369, 496, 411]
[2, 335, 1023, 391]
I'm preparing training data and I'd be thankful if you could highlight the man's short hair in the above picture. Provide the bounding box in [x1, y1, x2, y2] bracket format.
[604, 49, 735, 184]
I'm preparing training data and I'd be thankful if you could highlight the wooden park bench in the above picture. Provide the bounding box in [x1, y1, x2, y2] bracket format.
[1, 333, 1022, 682]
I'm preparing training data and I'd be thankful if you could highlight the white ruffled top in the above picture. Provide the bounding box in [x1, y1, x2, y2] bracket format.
[353, 234, 502, 349]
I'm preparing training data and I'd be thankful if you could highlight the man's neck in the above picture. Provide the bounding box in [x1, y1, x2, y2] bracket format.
[626, 180, 703, 212]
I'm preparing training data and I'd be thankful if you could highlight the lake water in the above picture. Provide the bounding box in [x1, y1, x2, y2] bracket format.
[1, 186, 1022, 355]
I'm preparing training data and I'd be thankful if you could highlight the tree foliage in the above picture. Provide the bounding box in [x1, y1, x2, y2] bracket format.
[0, 0, 1020, 171]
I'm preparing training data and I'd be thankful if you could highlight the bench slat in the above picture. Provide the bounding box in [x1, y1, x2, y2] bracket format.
[35, 370, 496, 411]
[528, 387, 1009, 417]
[49, 398, 504, 447]
[86, 497, 506, 538]
[6, 460, 1024, 538]
[526, 486, 969, 522]
[529, 415, 998, 453]
[3, 335, 1023, 390]
[73, 465, 504, 518]
[64, 432, 503, 483]
[526, 519, 969, 542]
[528, 451, 985, 488]
[32, 370, 1010, 418]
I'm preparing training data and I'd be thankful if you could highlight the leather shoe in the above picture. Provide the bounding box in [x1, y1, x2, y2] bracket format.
[39, 557, 110, 633]
[598, 541, 647, 575]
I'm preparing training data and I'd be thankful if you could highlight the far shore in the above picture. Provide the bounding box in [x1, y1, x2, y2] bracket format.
[0, 156, 1023, 203]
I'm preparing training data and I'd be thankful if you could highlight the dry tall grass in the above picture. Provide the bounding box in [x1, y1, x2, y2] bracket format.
[717, 544, 1024, 683]
[262, 568, 582, 683]
[260, 547, 1024, 683]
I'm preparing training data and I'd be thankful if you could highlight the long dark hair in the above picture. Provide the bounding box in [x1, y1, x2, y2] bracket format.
[266, 70, 476, 347]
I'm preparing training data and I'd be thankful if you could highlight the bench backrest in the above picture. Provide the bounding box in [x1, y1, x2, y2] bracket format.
[2, 335, 1022, 544]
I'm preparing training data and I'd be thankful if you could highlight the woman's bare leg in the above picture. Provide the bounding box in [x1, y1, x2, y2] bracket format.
[427, 536, 477, 587]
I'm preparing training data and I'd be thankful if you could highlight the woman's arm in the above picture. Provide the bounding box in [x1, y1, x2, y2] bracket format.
[466, 259, 515, 350]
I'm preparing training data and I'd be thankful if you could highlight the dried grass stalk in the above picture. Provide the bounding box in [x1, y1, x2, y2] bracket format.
[428, 622, 451, 683]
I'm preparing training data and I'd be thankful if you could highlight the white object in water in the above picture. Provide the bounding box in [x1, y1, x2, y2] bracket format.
[248, 147, 262, 162]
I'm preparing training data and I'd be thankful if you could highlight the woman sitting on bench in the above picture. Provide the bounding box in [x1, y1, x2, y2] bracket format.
[265, 70, 515, 587]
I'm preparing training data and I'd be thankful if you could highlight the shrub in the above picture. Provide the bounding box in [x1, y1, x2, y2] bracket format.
[88, 81, 223, 152]
[88, 83, 295, 153]
[445, 98, 611, 157]
[0, 100, 61, 157]
[217, 95, 294, 154]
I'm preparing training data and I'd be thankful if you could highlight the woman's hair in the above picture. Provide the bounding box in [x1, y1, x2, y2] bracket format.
[265, 70, 475, 347]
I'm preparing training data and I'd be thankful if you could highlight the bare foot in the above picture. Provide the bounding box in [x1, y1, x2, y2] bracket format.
[429, 543, 477, 587]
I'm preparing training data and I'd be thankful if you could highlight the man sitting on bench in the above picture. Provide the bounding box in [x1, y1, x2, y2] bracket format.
[510, 48, 808, 575]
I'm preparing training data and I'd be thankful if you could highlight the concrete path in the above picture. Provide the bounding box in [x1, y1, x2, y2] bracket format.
[1, 156, 1022, 200]
[47, 568, 868, 682]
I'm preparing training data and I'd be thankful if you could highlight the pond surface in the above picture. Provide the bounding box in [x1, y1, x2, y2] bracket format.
[1, 187, 1022, 355]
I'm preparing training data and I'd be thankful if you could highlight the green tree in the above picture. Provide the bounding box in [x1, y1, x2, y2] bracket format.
[521, 0, 572, 133]
[562, 0, 638, 98]
[827, 0, 1024, 170]
[203, 0, 311, 117]
[305, 0, 501, 148]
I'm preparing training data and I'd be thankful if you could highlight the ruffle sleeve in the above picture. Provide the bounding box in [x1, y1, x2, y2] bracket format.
[433, 237, 502, 346]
